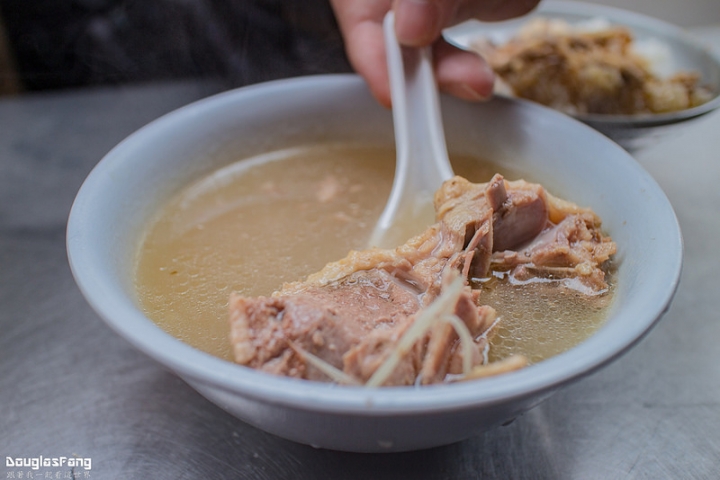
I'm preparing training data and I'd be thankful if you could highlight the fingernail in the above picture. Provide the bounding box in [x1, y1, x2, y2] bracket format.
[394, 0, 441, 46]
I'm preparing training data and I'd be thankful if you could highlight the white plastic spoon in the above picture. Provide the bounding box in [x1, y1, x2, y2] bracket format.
[368, 11, 455, 249]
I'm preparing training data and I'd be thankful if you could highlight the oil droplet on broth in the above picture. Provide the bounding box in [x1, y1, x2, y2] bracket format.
[134, 143, 612, 365]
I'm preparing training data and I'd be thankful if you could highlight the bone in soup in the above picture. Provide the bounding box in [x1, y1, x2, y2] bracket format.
[135, 144, 615, 384]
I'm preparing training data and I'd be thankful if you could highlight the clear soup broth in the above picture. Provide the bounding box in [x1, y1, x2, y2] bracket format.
[135, 144, 612, 364]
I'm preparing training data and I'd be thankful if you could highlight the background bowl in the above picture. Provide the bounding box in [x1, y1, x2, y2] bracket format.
[67, 74, 682, 452]
[444, 0, 720, 151]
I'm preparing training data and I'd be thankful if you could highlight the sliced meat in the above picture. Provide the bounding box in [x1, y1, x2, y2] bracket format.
[491, 212, 616, 293]
[229, 174, 616, 385]
[491, 178, 549, 252]
[230, 268, 420, 381]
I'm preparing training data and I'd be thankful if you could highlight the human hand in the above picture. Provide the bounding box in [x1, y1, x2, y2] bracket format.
[329, 0, 540, 107]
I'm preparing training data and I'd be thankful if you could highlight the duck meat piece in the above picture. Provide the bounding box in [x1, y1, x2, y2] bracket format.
[228, 174, 615, 385]
[491, 197, 616, 294]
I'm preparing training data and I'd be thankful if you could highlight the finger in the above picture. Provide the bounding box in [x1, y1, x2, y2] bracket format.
[434, 39, 495, 101]
[455, 0, 540, 23]
[329, 0, 393, 107]
[393, 0, 541, 46]
[344, 20, 393, 107]
[393, 0, 448, 47]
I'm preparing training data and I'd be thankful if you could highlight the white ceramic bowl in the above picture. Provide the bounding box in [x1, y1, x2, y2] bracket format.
[444, 0, 720, 151]
[67, 74, 682, 452]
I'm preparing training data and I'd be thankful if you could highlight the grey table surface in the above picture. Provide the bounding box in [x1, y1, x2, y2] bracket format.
[3, 56, 720, 480]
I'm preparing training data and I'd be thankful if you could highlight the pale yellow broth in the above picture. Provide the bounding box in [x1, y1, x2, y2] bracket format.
[135, 144, 611, 364]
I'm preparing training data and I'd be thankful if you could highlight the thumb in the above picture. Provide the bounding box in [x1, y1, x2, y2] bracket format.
[393, 0, 453, 47]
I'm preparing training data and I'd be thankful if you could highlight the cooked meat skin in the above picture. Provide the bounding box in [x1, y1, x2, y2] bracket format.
[229, 174, 616, 385]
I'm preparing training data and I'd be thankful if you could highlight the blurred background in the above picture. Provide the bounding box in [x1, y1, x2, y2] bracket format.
[0, 0, 350, 96]
[0, 0, 719, 97]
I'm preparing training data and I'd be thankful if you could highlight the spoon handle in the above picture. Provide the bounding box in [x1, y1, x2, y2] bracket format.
[385, 11, 453, 186]
[368, 12, 454, 249]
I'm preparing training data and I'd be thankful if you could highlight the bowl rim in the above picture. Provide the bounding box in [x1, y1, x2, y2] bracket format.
[444, 0, 720, 126]
[67, 73, 683, 415]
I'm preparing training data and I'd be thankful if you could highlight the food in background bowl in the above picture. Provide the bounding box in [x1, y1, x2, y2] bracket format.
[472, 17, 713, 115]
[443, 1, 720, 150]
